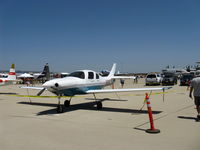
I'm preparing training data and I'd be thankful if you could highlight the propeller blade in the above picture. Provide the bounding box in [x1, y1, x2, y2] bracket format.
[37, 88, 46, 96]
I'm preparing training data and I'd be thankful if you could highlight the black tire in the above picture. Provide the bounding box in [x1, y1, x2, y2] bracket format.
[57, 105, 64, 113]
[97, 101, 102, 110]
[64, 100, 70, 107]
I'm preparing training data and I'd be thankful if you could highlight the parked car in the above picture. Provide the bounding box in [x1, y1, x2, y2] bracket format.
[162, 73, 178, 85]
[145, 73, 162, 85]
[180, 74, 194, 86]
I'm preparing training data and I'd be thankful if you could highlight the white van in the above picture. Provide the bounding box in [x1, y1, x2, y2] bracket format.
[145, 73, 162, 85]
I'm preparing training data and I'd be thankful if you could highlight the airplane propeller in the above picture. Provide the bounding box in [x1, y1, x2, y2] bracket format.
[36, 82, 60, 97]
[37, 88, 46, 96]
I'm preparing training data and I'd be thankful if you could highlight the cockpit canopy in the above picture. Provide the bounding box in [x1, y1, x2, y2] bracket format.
[69, 71, 100, 79]
[69, 71, 85, 79]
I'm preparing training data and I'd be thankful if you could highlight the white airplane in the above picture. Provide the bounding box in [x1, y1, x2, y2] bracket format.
[22, 63, 171, 113]
[0, 64, 16, 86]
[0, 73, 8, 78]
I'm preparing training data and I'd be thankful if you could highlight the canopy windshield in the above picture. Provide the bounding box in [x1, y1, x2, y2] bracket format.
[69, 71, 85, 79]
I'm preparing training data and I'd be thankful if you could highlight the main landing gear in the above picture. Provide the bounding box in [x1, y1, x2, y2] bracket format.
[56, 94, 103, 113]
[96, 101, 102, 110]
[93, 94, 103, 110]
[56, 96, 72, 113]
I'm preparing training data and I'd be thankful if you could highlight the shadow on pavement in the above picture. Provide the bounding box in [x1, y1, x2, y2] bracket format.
[0, 93, 17, 95]
[18, 101, 162, 116]
[178, 116, 199, 122]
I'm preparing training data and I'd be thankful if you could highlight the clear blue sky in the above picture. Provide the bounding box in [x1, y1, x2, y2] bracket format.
[1, 0, 200, 73]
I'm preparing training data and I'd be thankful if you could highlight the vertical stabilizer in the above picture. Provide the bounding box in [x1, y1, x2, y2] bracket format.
[108, 63, 116, 78]
[42, 63, 50, 81]
[7, 64, 16, 80]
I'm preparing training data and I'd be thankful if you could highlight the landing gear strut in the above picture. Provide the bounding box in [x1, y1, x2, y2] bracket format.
[57, 95, 63, 113]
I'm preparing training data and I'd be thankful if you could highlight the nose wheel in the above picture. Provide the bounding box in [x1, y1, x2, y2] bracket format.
[56, 96, 73, 113]
[64, 100, 70, 107]
[57, 105, 64, 113]
[64, 97, 72, 107]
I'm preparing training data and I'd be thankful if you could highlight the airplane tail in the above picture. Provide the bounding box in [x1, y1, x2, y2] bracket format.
[108, 63, 116, 78]
[7, 64, 16, 80]
[42, 63, 50, 81]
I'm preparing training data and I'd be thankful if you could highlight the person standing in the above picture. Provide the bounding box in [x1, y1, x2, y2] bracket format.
[120, 79, 125, 88]
[135, 75, 138, 84]
[189, 76, 200, 121]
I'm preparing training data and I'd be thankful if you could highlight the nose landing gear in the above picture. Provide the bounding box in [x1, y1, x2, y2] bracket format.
[57, 95, 63, 113]
[56, 96, 72, 113]
[64, 97, 72, 107]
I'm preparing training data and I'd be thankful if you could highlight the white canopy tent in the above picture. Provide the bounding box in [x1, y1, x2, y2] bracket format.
[18, 73, 34, 78]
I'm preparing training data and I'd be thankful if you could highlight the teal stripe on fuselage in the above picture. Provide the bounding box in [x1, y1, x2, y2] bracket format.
[58, 85, 104, 96]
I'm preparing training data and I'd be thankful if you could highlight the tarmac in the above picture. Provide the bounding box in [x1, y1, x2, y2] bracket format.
[0, 79, 199, 150]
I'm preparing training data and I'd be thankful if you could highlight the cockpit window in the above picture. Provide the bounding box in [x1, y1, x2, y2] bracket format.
[147, 74, 156, 78]
[88, 72, 94, 79]
[96, 73, 99, 79]
[69, 71, 85, 79]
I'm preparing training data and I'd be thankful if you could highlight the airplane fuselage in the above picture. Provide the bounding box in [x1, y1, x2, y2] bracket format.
[42, 70, 113, 96]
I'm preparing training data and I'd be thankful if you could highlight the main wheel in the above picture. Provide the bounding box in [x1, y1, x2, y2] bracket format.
[64, 100, 70, 107]
[57, 105, 64, 113]
[96, 101, 102, 110]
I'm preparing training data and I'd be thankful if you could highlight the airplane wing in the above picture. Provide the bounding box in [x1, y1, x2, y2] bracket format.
[112, 76, 136, 79]
[86, 87, 171, 94]
[20, 86, 45, 90]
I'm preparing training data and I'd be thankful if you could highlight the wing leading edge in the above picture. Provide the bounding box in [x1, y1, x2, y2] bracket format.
[112, 76, 136, 79]
[20, 86, 45, 90]
[86, 87, 172, 94]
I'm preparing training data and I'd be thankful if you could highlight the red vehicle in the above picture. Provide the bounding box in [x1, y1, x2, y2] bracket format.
[180, 74, 194, 86]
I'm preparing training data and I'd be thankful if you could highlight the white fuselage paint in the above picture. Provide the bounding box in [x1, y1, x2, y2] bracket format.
[42, 70, 113, 96]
